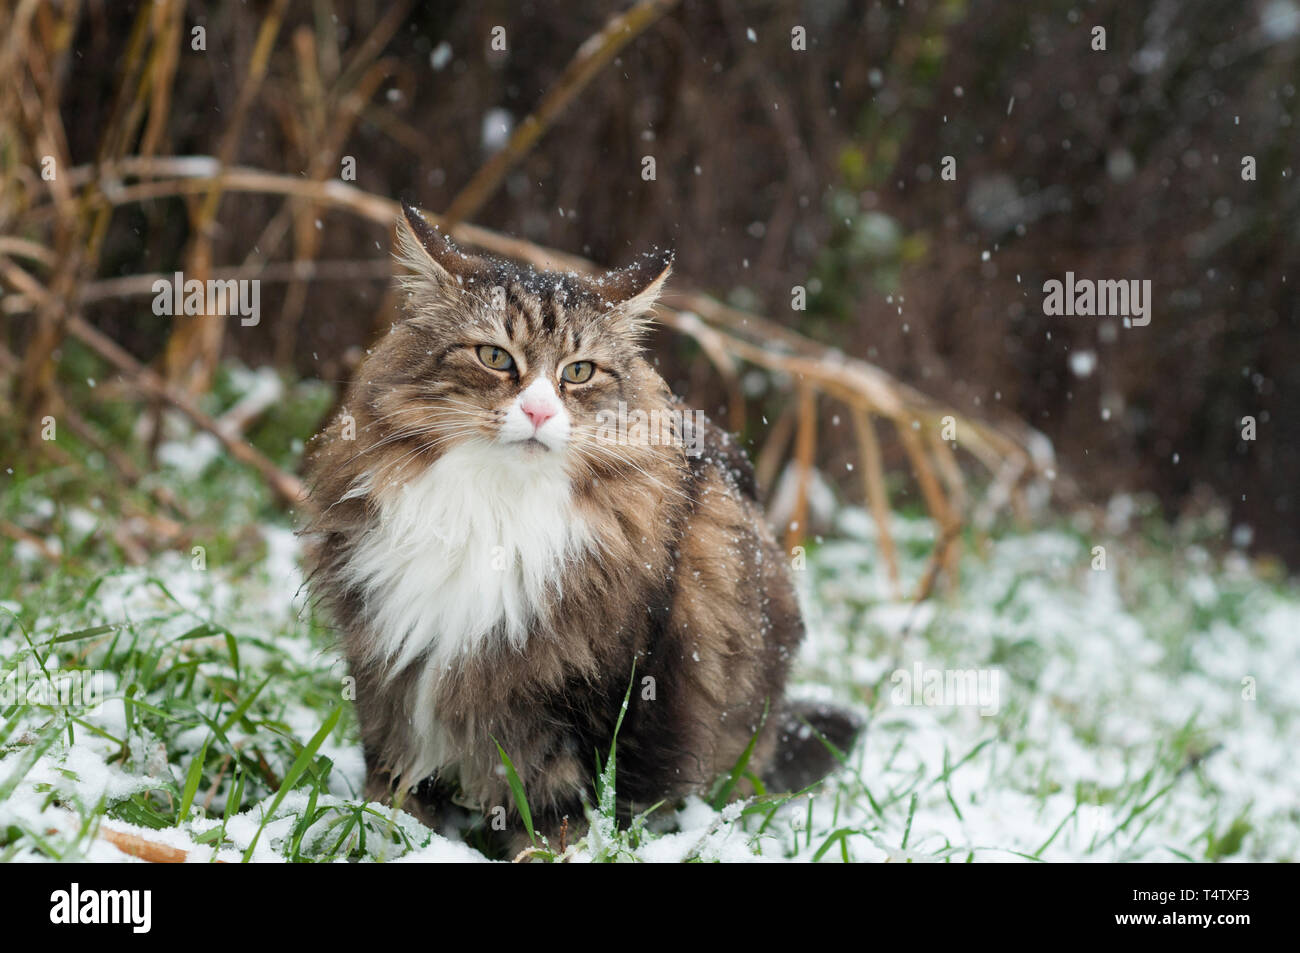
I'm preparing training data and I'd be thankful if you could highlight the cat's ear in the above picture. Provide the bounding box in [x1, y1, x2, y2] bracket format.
[592, 248, 673, 335]
[396, 199, 479, 290]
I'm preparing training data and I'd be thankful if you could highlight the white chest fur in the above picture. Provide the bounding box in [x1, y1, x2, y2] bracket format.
[344, 440, 588, 682]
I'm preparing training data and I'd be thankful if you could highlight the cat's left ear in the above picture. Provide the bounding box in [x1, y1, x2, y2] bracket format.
[592, 248, 673, 335]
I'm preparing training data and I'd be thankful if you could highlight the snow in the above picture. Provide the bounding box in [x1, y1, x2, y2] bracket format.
[790, 507, 1300, 862]
[3, 485, 1297, 862]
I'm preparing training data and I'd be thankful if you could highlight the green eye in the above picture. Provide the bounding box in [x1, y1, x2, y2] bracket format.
[562, 361, 594, 384]
[476, 345, 515, 371]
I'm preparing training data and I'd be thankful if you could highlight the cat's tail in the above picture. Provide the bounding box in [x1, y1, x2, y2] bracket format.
[762, 700, 864, 793]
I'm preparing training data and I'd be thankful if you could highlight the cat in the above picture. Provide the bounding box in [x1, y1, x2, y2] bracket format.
[302, 201, 860, 853]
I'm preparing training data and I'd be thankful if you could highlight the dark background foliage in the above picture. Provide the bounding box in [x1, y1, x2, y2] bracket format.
[37, 0, 1300, 563]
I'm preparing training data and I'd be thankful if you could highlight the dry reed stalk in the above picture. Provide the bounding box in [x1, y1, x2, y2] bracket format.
[783, 383, 817, 552]
[443, 0, 682, 226]
[162, 0, 290, 396]
[69, 316, 309, 511]
[17, 159, 1054, 597]
[852, 408, 902, 598]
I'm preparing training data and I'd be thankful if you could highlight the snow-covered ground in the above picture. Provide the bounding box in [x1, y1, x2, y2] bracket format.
[791, 509, 1299, 862]
[1, 491, 1295, 862]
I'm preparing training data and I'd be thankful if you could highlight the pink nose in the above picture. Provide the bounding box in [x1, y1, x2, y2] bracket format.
[521, 399, 557, 429]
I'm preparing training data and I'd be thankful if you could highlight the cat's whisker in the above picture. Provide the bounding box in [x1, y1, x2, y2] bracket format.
[364, 394, 498, 421]
[352, 414, 484, 454]
[420, 395, 498, 414]
[340, 422, 486, 471]
[363, 402, 494, 430]
[380, 430, 490, 473]
[567, 440, 696, 505]
[372, 425, 490, 462]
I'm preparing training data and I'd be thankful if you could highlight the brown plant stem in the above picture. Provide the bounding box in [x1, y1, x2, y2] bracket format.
[443, 0, 681, 226]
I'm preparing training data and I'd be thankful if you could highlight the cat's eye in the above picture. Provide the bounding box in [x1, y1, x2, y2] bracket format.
[561, 361, 595, 384]
[476, 345, 515, 371]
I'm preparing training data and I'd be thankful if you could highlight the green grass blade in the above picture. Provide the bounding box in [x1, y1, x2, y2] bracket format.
[492, 737, 535, 845]
[710, 698, 769, 809]
[241, 704, 340, 862]
[178, 735, 211, 824]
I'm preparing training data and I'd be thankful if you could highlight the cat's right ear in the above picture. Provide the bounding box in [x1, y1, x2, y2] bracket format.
[590, 248, 674, 338]
[396, 200, 476, 289]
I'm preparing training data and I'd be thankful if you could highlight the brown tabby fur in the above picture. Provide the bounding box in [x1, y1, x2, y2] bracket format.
[302, 203, 857, 852]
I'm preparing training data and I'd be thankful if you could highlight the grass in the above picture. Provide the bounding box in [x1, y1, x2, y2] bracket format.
[2, 360, 1297, 862]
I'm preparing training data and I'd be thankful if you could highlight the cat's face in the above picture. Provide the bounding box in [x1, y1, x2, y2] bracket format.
[353, 204, 673, 475]
[404, 273, 644, 457]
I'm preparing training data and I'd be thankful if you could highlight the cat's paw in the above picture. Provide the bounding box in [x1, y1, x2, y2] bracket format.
[762, 700, 864, 793]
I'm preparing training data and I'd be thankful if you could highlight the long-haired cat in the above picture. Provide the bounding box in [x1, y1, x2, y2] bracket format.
[303, 202, 859, 853]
